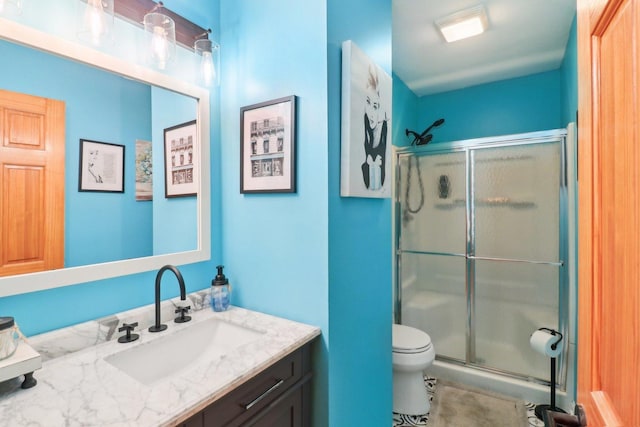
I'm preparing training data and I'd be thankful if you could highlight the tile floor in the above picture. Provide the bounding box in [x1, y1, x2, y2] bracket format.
[392, 376, 545, 427]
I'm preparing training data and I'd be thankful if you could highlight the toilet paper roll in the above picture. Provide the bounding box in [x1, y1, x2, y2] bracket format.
[530, 329, 563, 358]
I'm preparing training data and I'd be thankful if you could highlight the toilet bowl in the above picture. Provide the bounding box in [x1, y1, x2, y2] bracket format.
[392, 323, 435, 416]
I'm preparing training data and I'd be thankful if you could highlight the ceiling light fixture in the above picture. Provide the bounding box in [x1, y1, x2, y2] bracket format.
[0, 0, 22, 16]
[143, 1, 175, 70]
[77, 0, 115, 46]
[435, 4, 489, 43]
[194, 30, 220, 87]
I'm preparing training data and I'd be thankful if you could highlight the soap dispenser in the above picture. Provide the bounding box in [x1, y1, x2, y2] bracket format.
[211, 265, 230, 312]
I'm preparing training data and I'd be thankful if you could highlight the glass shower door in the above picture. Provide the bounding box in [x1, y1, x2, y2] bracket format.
[470, 142, 563, 381]
[398, 151, 467, 361]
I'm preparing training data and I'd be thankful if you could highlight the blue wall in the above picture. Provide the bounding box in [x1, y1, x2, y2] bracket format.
[393, 73, 421, 147]
[219, 0, 393, 425]
[219, 1, 329, 425]
[0, 39, 153, 267]
[417, 70, 563, 144]
[561, 16, 578, 126]
[151, 88, 198, 254]
[327, 0, 393, 425]
[0, 1, 221, 337]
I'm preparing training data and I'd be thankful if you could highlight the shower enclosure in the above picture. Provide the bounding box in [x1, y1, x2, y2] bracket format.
[394, 129, 569, 389]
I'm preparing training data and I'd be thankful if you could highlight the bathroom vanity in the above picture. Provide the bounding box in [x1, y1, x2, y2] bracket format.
[177, 344, 311, 426]
[0, 291, 320, 426]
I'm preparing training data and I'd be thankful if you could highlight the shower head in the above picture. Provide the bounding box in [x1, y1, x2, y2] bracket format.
[406, 118, 445, 146]
[420, 118, 445, 137]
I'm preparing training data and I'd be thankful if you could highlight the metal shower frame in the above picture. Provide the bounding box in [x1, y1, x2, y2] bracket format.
[392, 128, 570, 388]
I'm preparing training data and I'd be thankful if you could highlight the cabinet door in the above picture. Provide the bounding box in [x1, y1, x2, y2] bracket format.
[246, 389, 302, 427]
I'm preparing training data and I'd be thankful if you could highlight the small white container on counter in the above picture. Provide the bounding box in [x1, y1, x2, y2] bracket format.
[0, 317, 42, 389]
[0, 317, 19, 360]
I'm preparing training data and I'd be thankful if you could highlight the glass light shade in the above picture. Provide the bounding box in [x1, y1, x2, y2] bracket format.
[143, 11, 176, 70]
[194, 38, 220, 87]
[76, 0, 114, 46]
[0, 0, 23, 16]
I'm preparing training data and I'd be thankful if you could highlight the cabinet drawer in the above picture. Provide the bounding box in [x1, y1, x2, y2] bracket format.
[244, 387, 302, 427]
[202, 348, 306, 427]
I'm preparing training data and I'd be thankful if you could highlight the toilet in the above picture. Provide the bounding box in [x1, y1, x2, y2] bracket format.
[392, 323, 435, 415]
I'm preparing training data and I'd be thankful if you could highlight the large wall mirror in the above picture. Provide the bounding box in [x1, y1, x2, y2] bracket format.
[0, 18, 211, 297]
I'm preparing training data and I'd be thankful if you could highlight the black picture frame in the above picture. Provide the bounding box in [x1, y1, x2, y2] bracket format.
[78, 139, 125, 193]
[240, 95, 297, 193]
[164, 120, 198, 198]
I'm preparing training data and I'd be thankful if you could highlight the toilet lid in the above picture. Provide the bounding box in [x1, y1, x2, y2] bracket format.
[393, 324, 432, 354]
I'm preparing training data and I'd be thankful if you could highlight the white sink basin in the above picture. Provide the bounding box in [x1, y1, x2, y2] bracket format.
[104, 318, 264, 385]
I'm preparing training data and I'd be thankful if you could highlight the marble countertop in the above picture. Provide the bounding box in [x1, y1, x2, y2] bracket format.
[0, 292, 320, 426]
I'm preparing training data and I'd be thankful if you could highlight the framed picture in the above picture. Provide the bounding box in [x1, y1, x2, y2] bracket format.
[164, 120, 198, 198]
[78, 139, 125, 193]
[240, 95, 296, 193]
[135, 139, 153, 201]
[340, 40, 392, 198]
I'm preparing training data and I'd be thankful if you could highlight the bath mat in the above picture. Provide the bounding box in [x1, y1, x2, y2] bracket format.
[428, 381, 528, 427]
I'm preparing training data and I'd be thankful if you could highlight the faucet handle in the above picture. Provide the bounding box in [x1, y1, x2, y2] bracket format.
[175, 306, 192, 324]
[118, 322, 139, 343]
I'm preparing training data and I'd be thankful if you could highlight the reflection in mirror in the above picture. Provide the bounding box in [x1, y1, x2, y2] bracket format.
[0, 17, 210, 296]
[0, 38, 197, 275]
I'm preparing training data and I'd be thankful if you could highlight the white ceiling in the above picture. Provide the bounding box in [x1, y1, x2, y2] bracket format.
[393, 0, 577, 96]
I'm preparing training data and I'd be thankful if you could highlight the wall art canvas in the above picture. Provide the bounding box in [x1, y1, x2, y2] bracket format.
[340, 40, 392, 198]
[164, 120, 198, 198]
[135, 139, 152, 201]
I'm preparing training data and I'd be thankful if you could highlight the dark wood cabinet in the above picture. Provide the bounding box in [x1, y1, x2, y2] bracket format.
[175, 342, 312, 427]
[247, 387, 302, 427]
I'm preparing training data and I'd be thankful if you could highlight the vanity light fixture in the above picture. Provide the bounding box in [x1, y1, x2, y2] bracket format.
[0, 0, 22, 16]
[77, 0, 115, 46]
[435, 4, 489, 43]
[143, 1, 175, 70]
[194, 30, 220, 87]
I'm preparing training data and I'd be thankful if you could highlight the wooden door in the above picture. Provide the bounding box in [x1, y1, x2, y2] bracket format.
[577, 0, 640, 425]
[0, 89, 65, 277]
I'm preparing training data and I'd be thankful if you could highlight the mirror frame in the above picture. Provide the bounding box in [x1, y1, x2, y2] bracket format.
[0, 17, 211, 297]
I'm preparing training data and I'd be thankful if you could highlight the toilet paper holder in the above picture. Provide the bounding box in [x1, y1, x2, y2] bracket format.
[532, 327, 566, 421]
[537, 327, 563, 351]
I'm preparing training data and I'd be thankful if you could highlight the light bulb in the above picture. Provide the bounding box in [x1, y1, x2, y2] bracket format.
[194, 38, 219, 87]
[144, 11, 175, 70]
[77, 0, 113, 46]
[152, 26, 168, 69]
[200, 51, 216, 86]
[87, 0, 105, 45]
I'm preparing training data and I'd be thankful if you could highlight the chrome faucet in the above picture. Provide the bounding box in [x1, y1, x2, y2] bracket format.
[149, 265, 187, 332]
